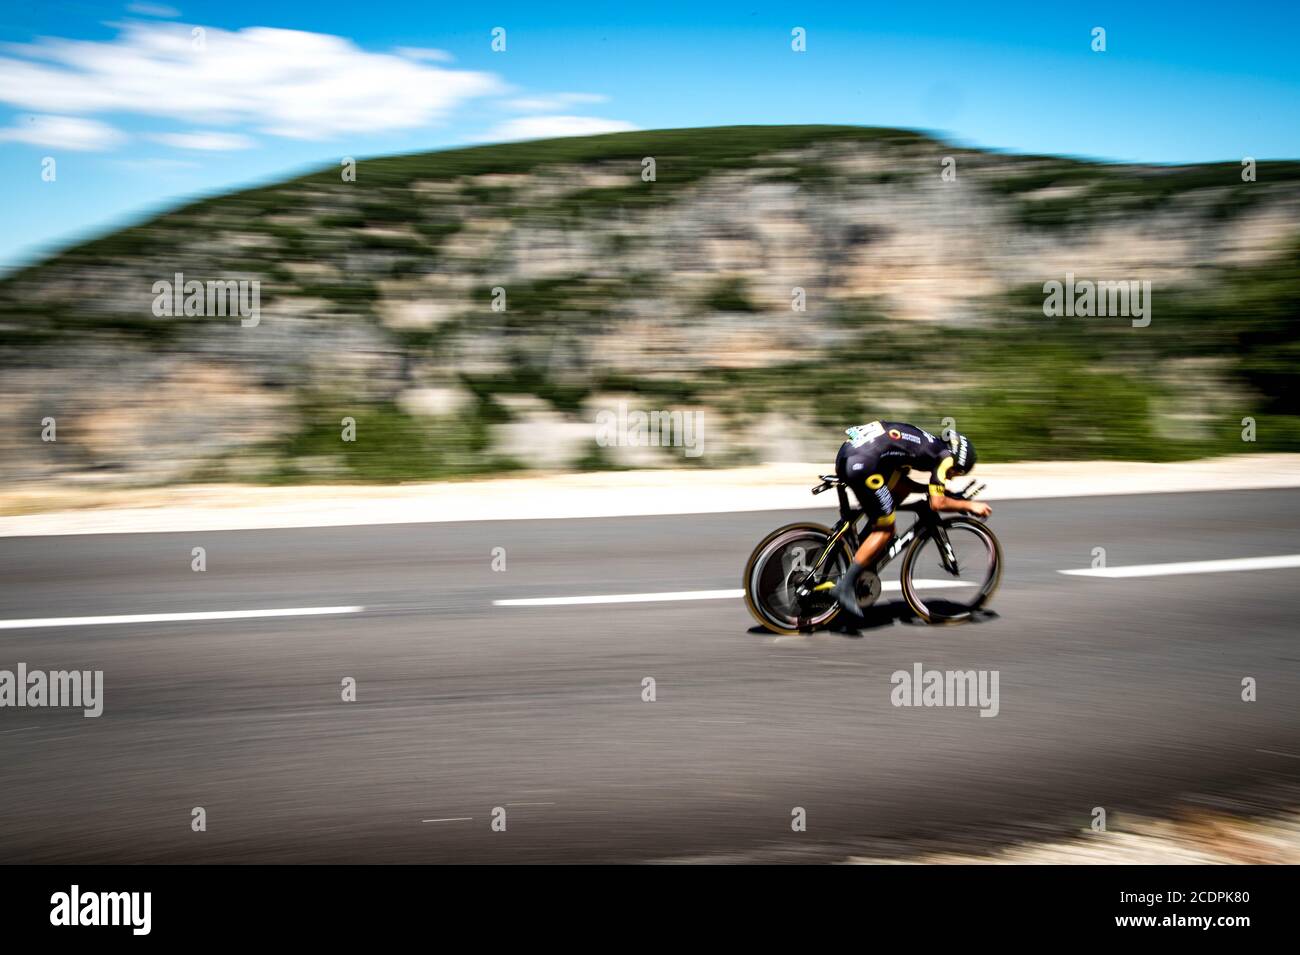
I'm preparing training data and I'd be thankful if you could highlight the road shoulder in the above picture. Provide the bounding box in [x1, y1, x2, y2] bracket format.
[2, 454, 1298, 537]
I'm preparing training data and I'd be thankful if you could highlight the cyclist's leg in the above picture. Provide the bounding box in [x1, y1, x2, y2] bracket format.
[833, 455, 896, 613]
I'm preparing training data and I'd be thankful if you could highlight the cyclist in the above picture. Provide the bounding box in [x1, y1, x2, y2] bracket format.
[832, 421, 991, 615]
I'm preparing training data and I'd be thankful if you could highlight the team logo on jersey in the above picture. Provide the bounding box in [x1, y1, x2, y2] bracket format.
[865, 473, 885, 489]
[888, 429, 902, 439]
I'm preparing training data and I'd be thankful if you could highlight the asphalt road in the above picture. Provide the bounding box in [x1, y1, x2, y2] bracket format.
[1, 489, 1298, 863]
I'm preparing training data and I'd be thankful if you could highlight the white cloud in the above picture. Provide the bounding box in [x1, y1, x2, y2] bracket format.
[484, 115, 638, 142]
[0, 22, 503, 140]
[0, 114, 125, 151]
[127, 3, 181, 16]
[504, 92, 608, 113]
[148, 130, 254, 150]
[395, 47, 454, 63]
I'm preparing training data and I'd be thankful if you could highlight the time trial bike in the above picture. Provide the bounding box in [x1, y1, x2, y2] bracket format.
[742, 474, 1002, 633]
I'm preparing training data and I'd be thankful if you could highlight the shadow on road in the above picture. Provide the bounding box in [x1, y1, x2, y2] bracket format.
[835, 599, 917, 634]
[746, 601, 1001, 638]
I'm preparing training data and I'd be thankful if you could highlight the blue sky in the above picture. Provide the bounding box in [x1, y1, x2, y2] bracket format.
[1, 0, 1298, 271]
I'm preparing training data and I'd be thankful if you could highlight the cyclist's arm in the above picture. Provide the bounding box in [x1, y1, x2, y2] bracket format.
[927, 456, 991, 516]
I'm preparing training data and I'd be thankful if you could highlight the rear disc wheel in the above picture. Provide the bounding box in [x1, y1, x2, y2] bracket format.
[743, 523, 852, 635]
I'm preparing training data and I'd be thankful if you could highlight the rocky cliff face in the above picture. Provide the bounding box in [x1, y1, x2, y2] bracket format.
[2, 126, 1298, 485]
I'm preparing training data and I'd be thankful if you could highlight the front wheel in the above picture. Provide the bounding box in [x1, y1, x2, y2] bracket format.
[743, 523, 854, 635]
[900, 518, 1002, 624]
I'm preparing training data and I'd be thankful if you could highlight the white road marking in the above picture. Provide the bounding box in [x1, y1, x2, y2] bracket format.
[496, 589, 742, 607]
[884, 579, 973, 590]
[494, 579, 974, 608]
[421, 817, 473, 823]
[0, 605, 365, 631]
[1059, 554, 1300, 579]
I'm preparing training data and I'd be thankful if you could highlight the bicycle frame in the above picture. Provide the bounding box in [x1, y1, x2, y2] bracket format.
[803, 481, 961, 585]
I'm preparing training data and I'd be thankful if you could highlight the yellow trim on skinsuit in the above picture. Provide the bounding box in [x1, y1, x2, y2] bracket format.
[874, 513, 896, 527]
[928, 484, 945, 495]
[935, 456, 954, 484]
[886, 470, 902, 490]
[865, 473, 885, 490]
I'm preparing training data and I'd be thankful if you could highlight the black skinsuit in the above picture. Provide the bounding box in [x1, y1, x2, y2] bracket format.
[834, 421, 957, 530]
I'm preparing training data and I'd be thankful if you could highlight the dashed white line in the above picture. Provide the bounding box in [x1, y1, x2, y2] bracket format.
[495, 555, 1300, 608]
[884, 579, 974, 590]
[0, 606, 366, 631]
[1059, 554, 1300, 579]
[495, 589, 742, 607]
[493, 579, 971, 608]
[20, 554, 1291, 631]
[421, 817, 474, 823]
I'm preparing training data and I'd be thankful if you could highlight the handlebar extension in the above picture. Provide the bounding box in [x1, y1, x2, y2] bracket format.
[811, 474, 840, 495]
[811, 475, 986, 500]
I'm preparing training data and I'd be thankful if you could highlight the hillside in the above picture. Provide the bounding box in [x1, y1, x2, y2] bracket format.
[2, 125, 1299, 485]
